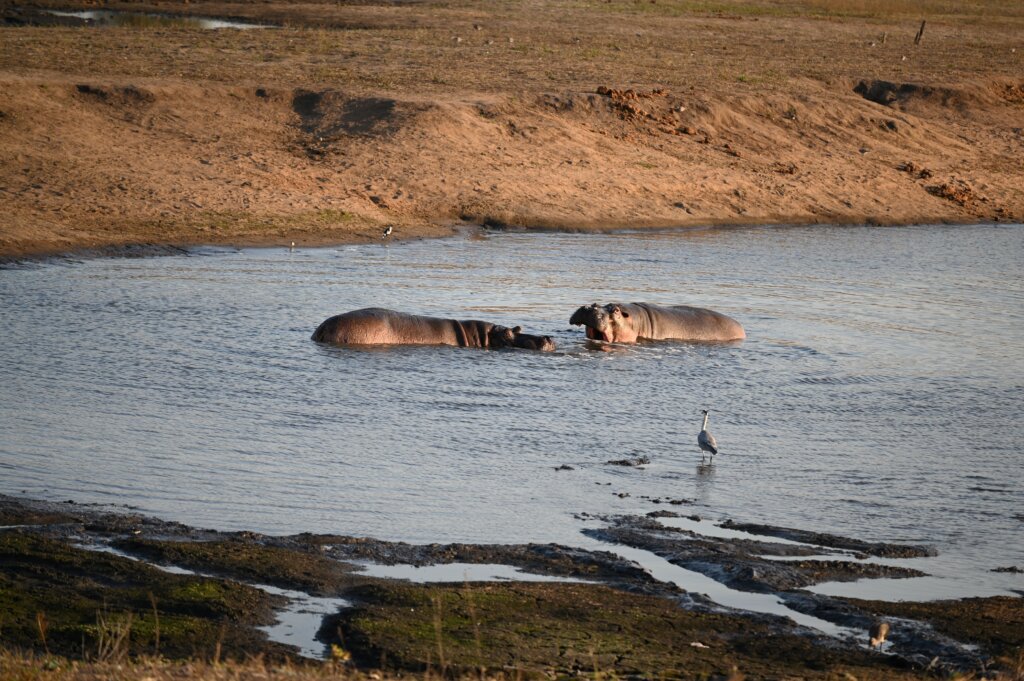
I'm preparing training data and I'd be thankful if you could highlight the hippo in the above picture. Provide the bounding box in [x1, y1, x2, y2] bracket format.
[569, 302, 745, 343]
[312, 308, 556, 351]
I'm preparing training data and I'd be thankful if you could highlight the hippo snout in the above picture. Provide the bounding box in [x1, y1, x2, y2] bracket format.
[570, 303, 603, 327]
[570, 304, 614, 341]
[513, 333, 556, 352]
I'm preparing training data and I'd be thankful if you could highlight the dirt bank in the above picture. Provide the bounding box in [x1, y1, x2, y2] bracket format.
[1, 0, 1022, 259]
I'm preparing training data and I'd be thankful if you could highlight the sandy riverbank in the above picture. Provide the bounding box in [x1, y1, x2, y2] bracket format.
[1, 0, 1022, 259]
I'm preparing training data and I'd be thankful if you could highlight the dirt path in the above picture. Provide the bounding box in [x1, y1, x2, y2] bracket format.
[1, 1, 1021, 259]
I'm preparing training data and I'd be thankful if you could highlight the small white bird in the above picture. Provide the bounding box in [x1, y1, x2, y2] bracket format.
[697, 409, 718, 463]
[869, 620, 890, 649]
[381, 225, 393, 239]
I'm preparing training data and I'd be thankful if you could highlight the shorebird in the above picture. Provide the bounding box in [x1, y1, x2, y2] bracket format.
[869, 621, 890, 649]
[698, 409, 718, 463]
[381, 225, 393, 239]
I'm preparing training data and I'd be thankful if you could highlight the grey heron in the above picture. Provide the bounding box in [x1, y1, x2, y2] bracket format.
[698, 409, 718, 463]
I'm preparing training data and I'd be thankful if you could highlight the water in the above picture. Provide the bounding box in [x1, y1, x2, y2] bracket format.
[587, 542, 861, 639]
[1, 224, 1022, 602]
[44, 9, 268, 30]
[354, 562, 591, 583]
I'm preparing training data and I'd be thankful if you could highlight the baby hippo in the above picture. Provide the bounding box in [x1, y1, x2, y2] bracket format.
[313, 308, 555, 351]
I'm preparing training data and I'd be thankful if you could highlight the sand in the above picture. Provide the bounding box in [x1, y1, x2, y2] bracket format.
[1, 0, 1022, 259]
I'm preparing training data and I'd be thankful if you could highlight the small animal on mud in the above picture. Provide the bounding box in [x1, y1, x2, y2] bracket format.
[698, 409, 718, 463]
[869, 620, 890, 649]
[381, 225, 393, 239]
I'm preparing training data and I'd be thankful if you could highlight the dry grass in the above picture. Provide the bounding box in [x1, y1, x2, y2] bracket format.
[2, 649, 1022, 681]
[1, 0, 1021, 98]
[0, 651, 356, 681]
[573, 0, 1024, 21]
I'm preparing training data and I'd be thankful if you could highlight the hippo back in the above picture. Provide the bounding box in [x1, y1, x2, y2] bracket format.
[314, 308, 556, 350]
[312, 308, 463, 346]
[630, 303, 745, 341]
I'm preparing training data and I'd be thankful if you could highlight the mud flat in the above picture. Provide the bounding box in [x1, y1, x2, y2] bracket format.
[1, 495, 1021, 678]
[0, 527, 293, 661]
[584, 514, 931, 593]
[328, 580, 907, 679]
[719, 519, 938, 559]
[1, 0, 1023, 259]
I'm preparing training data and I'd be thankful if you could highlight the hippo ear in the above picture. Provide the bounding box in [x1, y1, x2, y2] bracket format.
[512, 326, 522, 334]
[610, 305, 630, 319]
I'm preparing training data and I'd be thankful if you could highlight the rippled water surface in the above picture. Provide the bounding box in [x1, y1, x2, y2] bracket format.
[2, 225, 1022, 600]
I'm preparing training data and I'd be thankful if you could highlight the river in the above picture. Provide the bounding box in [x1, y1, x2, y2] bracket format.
[1, 224, 1021, 601]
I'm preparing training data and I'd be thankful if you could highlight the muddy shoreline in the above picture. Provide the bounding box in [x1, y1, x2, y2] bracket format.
[2, 494, 1020, 677]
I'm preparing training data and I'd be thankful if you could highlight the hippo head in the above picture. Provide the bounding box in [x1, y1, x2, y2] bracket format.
[489, 325, 556, 352]
[569, 303, 631, 343]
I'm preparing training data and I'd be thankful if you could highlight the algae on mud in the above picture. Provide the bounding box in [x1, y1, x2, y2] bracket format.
[0, 531, 292, 660]
[844, 596, 1024, 661]
[2, 496, 1022, 678]
[327, 580, 917, 679]
[113, 537, 360, 597]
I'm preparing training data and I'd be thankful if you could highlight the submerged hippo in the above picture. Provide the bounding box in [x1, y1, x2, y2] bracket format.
[312, 308, 556, 351]
[570, 302, 745, 343]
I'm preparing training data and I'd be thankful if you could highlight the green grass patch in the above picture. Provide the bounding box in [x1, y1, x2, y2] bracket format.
[113, 537, 358, 596]
[0, 531, 288, 661]
[331, 581, 919, 679]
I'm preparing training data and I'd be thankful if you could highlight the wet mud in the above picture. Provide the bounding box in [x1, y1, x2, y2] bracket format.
[842, 595, 1024, 661]
[0, 530, 291, 661]
[112, 537, 363, 596]
[1, 7, 88, 27]
[277, 533, 674, 599]
[326, 580, 916, 680]
[1, 494, 1019, 677]
[584, 515, 928, 593]
[719, 519, 938, 558]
